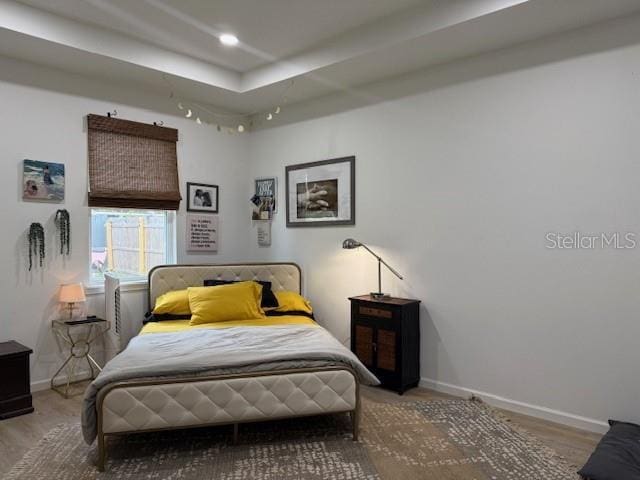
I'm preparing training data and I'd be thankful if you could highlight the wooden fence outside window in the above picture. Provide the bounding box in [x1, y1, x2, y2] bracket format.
[105, 216, 165, 275]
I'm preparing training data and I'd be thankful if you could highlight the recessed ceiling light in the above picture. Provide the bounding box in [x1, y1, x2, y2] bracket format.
[219, 33, 239, 46]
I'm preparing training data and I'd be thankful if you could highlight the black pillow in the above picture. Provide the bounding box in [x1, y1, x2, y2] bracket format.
[266, 310, 315, 320]
[203, 279, 279, 308]
[143, 312, 190, 324]
[578, 420, 640, 480]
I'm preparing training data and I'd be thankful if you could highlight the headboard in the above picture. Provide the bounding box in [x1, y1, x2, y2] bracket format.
[147, 263, 302, 310]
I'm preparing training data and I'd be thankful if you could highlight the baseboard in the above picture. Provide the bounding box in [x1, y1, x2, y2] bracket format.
[31, 370, 92, 393]
[419, 377, 609, 434]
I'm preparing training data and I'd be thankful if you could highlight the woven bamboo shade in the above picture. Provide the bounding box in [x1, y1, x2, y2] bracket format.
[87, 114, 181, 210]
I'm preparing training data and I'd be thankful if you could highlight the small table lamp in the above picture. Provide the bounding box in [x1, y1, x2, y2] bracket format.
[59, 283, 86, 321]
[342, 238, 403, 299]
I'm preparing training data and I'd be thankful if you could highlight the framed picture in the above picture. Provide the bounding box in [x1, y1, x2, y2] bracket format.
[285, 156, 355, 227]
[22, 159, 65, 202]
[187, 182, 218, 213]
[251, 177, 277, 220]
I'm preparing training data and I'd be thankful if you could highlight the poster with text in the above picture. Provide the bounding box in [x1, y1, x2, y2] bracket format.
[251, 177, 277, 220]
[186, 214, 218, 252]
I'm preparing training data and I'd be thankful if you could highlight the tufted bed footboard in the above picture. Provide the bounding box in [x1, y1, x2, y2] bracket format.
[96, 366, 360, 471]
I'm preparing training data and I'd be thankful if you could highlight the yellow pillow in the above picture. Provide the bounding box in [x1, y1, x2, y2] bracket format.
[153, 289, 190, 315]
[188, 281, 265, 325]
[273, 291, 313, 314]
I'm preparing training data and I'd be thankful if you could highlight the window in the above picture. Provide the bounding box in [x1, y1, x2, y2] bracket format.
[90, 208, 175, 284]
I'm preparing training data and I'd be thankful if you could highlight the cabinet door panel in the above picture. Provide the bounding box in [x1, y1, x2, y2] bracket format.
[354, 325, 374, 367]
[0, 356, 29, 400]
[376, 329, 396, 371]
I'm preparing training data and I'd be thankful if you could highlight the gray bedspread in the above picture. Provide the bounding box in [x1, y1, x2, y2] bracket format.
[82, 324, 379, 444]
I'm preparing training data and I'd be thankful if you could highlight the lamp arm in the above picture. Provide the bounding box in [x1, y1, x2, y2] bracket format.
[360, 243, 404, 280]
[379, 257, 404, 280]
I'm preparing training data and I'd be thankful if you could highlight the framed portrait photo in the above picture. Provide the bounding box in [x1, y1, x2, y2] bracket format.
[186, 182, 218, 213]
[285, 156, 355, 227]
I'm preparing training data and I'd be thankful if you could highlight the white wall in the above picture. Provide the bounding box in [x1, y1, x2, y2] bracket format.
[0, 57, 249, 388]
[246, 17, 640, 431]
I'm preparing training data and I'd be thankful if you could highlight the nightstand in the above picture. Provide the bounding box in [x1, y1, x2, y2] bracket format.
[0, 341, 34, 419]
[349, 295, 420, 394]
[51, 317, 110, 398]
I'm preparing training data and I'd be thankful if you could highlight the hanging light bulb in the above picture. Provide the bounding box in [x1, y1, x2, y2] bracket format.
[177, 102, 184, 110]
[196, 117, 202, 125]
[237, 124, 245, 133]
[266, 113, 273, 121]
[275, 106, 281, 114]
[185, 109, 192, 118]
[216, 125, 222, 132]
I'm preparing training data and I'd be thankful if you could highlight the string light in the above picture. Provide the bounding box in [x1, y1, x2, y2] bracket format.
[176, 101, 279, 132]
[164, 74, 293, 133]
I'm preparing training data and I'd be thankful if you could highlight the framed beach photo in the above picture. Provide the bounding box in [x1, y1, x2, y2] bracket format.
[22, 159, 65, 202]
[285, 156, 355, 227]
[186, 182, 218, 213]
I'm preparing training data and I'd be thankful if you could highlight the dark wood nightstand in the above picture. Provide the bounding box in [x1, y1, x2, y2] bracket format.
[0, 341, 34, 420]
[349, 295, 421, 394]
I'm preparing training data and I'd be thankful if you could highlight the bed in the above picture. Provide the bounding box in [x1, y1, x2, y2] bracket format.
[82, 263, 378, 471]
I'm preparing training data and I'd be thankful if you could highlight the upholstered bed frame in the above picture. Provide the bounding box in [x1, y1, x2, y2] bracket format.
[95, 263, 360, 471]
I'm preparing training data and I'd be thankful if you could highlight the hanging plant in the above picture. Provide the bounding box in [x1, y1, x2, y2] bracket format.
[55, 209, 71, 255]
[28, 222, 45, 271]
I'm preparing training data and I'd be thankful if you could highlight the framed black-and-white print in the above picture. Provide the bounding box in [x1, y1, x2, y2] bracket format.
[187, 182, 218, 213]
[285, 156, 355, 227]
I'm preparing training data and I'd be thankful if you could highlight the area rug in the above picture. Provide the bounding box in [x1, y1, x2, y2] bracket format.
[4, 413, 377, 480]
[5, 398, 578, 479]
[361, 399, 579, 479]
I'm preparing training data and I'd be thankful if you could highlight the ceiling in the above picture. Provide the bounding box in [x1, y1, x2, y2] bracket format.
[17, 0, 426, 73]
[1, 0, 640, 122]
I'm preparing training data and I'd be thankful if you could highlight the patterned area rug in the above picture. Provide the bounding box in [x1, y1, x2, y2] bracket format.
[5, 399, 578, 480]
[361, 399, 578, 479]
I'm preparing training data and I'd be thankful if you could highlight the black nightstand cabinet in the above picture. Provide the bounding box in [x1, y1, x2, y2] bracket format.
[349, 295, 420, 394]
[0, 341, 34, 420]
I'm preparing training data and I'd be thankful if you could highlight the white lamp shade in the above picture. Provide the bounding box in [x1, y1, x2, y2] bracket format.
[59, 283, 86, 304]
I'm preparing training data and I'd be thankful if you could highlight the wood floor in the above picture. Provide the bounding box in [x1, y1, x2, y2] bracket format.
[0, 384, 601, 477]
